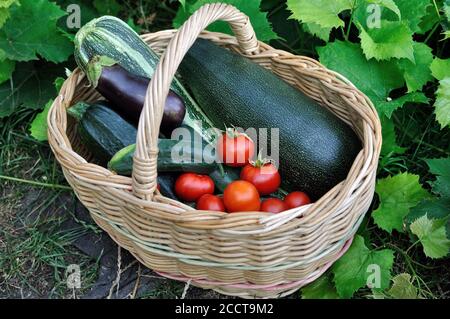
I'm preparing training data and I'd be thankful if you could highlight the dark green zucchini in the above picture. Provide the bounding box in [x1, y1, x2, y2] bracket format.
[179, 39, 362, 199]
[68, 101, 217, 175]
[68, 101, 136, 165]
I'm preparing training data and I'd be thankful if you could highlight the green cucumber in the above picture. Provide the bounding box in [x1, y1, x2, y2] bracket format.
[108, 140, 217, 176]
[179, 39, 362, 199]
[74, 16, 216, 143]
[209, 167, 241, 194]
[68, 101, 217, 175]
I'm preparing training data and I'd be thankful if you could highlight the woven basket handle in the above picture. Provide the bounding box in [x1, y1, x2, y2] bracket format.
[132, 3, 260, 200]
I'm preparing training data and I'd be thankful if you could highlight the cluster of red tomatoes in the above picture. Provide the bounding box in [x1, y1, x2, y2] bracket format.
[174, 129, 311, 213]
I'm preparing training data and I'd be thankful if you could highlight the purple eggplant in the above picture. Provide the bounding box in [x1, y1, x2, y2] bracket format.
[96, 64, 186, 136]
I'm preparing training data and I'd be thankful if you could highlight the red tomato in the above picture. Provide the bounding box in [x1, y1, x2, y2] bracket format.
[196, 194, 225, 212]
[156, 183, 161, 191]
[174, 173, 214, 202]
[223, 180, 261, 212]
[284, 191, 311, 208]
[260, 198, 288, 213]
[240, 163, 281, 195]
[217, 129, 255, 167]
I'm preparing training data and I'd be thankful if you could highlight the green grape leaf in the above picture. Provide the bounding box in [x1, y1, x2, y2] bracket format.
[406, 198, 450, 224]
[302, 22, 331, 41]
[405, 197, 450, 257]
[173, 0, 277, 41]
[0, 58, 15, 85]
[0, 62, 65, 118]
[0, 0, 19, 8]
[430, 58, 450, 81]
[377, 92, 428, 118]
[359, 20, 414, 61]
[0, 9, 8, 28]
[353, 0, 400, 29]
[0, 0, 73, 63]
[380, 115, 406, 156]
[410, 215, 450, 258]
[318, 41, 411, 116]
[383, 0, 431, 33]
[286, 0, 353, 29]
[300, 272, 339, 299]
[373, 172, 430, 233]
[445, 1, 450, 22]
[418, 1, 441, 34]
[93, 0, 121, 16]
[54, 77, 65, 93]
[368, 0, 401, 19]
[29, 99, 53, 141]
[396, 42, 433, 92]
[0, 0, 19, 28]
[387, 273, 420, 299]
[332, 235, 394, 298]
[434, 77, 450, 128]
[444, 31, 450, 40]
[426, 157, 450, 198]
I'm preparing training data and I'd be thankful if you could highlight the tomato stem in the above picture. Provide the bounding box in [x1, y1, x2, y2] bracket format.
[249, 150, 272, 168]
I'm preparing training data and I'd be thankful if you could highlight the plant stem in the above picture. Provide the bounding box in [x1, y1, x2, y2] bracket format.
[345, 1, 357, 41]
[424, 22, 441, 44]
[0, 175, 72, 191]
[432, 0, 441, 18]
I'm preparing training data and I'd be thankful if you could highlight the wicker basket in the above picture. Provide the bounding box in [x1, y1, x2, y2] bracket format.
[47, 3, 381, 298]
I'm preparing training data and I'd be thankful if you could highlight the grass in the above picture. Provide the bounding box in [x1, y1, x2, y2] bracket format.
[0, 106, 99, 298]
[140, 280, 186, 299]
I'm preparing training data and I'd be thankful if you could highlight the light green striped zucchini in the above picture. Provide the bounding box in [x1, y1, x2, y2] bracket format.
[74, 16, 216, 143]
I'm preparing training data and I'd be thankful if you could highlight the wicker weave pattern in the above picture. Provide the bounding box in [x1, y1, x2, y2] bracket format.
[47, 3, 381, 298]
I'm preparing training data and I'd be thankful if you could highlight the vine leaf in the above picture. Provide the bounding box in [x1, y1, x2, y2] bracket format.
[380, 115, 406, 156]
[0, 0, 73, 63]
[377, 92, 428, 118]
[410, 215, 450, 259]
[431, 58, 450, 81]
[434, 77, 450, 129]
[332, 235, 394, 298]
[426, 157, 450, 198]
[287, 0, 352, 29]
[300, 272, 339, 299]
[0, 57, 15, 85]
[358, 20, 414, 62]
[383, 0, 431, 33]
[0, 62, 65, 118]
[373, 172, 430, 233]
[387, 273, 420, 299]
[29, 99, 53, 141]
[0, 0, 19, 28]
[317, 41, 423, 117]
[287, 0, 353, 41]
[173, 0, 277, 42]
[396, 42, 433, 93]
